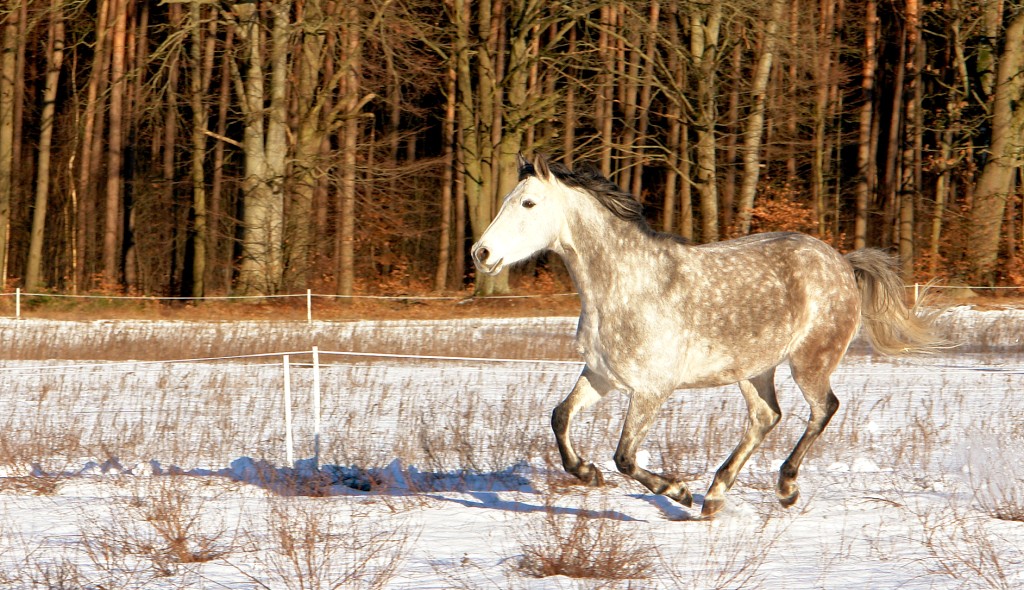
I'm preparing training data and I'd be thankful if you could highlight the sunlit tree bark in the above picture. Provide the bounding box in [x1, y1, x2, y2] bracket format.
[435, 64, 457, 292]
[25, 1, 65, 291]
[898, 0, 921, 276]
[188, 0, 210, 297]
[735, 0, 785, 235]
[0, 6, 17, 286]
[102, 0, 128, 286]
[690, 0, 721, 242]
[854, 0, 877, 250]
[232, 0, 290, 295]
[969, 11, 1024, 284]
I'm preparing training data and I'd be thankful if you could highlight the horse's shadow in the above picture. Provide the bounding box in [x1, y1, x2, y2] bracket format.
[31, 456, 639, 521]
[633, 493, 706, 521]
[145, 456, 639, 520]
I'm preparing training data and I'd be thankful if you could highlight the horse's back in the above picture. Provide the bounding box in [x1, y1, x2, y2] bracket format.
[687, 232, 855, 305]
[663, 232, 860, 386]
[703, 231, 861, 360]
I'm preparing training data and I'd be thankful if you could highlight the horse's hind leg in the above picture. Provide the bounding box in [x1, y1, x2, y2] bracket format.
[613, 392, 693, 507]
[702, 368, 781, 517]
[777, 361, 841, 508]
[552, 368, 612, 486]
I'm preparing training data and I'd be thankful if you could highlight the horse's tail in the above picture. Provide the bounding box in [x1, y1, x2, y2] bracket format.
[845, 249, 947, 355]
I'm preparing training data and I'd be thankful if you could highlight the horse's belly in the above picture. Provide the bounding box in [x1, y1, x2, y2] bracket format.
[578, 331, 773, 392]
[671, 345, 780, 388]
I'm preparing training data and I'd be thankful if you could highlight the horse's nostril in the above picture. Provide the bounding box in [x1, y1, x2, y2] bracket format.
[476, 247, 490, 263]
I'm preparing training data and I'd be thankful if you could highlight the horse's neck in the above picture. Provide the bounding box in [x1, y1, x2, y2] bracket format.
[558, 214, 667, 307]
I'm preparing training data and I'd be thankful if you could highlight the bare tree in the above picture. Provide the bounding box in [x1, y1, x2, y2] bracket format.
[853, 0, 877, 250]
[898, 0, 922, 276]
[336, 1, 365, 298]
[187, 0, 211, 297]
[435, 64, 457, 292]
[735, 0, 785, 235]
[25, 0, 65, 291]
[969, 10, 1024, 284]
[231, 0, 290, 295]
[690, 0, 722, 242]
[0, 5, 17, 287]
[102, 0, 128, 286]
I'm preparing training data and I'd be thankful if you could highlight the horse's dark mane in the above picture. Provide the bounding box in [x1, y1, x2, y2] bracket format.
[520, 158, 690, 244]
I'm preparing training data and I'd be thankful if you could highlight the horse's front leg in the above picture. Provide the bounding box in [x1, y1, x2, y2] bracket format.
[552, 368, 611, 486]
[614, 392, 693, 507]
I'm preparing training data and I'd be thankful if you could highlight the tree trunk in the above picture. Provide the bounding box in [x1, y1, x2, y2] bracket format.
[810, 0, 835, 237]
[453, 0, 483, 252]
[336, 2, 362, 298]
[663, 3, 682, 234]
[161, 4, 181, 294]
[618, 6, 642, 193]
[211, 24, 234, 292]
[25, 1, 65, 291]
[598, 4, 614, 177]
[291, 0, 328, 291]
[882, 23, 907, 248]
[722, 40, 740, 230]
[0, 7, 18, 286]
[435, 64, 457, 292]
[930, 130, 953, 275]
[691, 0, 722, 243]
[735, 0, 785, 235]
[189, 0, 209, 297]
[854, 0, 877, 249]
[630, 1, 659, 200]
[562, 26, 577, 166]
[969, 12, 1024, 284]
[74, 0, 112, 291]
[233, 1, 289, 295]
[899, 0, 921, 277]
[102, 0, 128, 287]
[455, 0, 511, 296]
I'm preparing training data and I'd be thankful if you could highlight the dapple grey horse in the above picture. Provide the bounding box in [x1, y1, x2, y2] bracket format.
[472, 154, 943, 517]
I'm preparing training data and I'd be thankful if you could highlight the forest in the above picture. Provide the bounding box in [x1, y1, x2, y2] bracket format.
[0, 0, 1022, 298]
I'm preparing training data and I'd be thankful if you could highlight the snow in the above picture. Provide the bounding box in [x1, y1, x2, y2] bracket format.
[0, 308, 1021, 588]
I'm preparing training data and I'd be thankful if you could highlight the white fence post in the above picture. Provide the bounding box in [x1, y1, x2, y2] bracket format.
[283, 355, 294, 466]
[306, 289, 312, 324]
[15, 288, 21, 319]
[312, 346, 321, 470]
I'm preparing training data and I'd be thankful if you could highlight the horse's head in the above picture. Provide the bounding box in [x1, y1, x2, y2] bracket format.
[471, 154, 568, 276]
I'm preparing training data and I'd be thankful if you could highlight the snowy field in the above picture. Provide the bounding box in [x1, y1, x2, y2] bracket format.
[0, 308, 1021, 588]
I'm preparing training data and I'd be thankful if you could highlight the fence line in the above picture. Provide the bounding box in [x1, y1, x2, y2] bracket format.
[3, 346, 1019, 468]
[2, 282, 1020, 308]
[0, 349, 586, 376]
[0, 288, 587, 321]
[3, 347, 1020, 377]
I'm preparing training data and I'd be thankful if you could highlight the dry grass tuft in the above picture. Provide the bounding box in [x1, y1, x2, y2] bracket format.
[906, 497, 1023, 590]
[237, 498, 412, 590]
[516, 494, 656, 582]
[966, 435, 1024, 523]
[79, 475, 235, 579]
[0, 474, 63, 496]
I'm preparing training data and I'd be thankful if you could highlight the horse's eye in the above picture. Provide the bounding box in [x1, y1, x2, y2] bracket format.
[522, 199, 536, 209]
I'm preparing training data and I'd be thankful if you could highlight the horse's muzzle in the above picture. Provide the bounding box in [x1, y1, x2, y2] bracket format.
[471, 243, 502, 276]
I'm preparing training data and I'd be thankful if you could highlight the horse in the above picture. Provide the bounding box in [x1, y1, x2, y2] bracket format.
[471, 153, 944, 518]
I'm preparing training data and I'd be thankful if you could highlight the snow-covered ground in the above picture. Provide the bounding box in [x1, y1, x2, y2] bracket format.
[0, 308, 1021, 588]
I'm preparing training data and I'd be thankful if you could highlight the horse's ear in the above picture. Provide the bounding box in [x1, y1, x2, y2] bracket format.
[516, 152, 530, 175]
[533, 153, 551, 180]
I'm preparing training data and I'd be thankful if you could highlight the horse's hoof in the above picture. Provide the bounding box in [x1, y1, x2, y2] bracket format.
[777, 487, 800, 508]
[667, 484, 693, 507]
[577, 463, 605, 487]
[701, 497, 725, 517]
